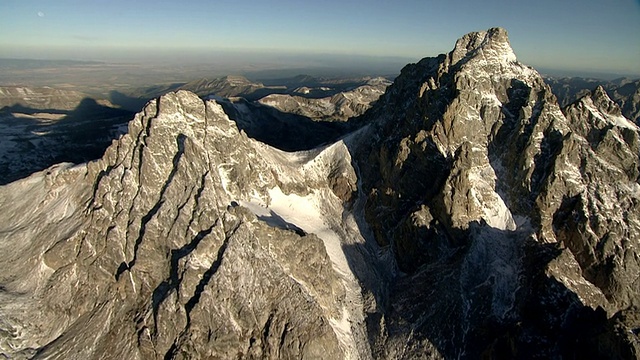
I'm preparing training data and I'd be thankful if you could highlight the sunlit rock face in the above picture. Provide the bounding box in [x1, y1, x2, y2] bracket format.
[258, 77, 391, 122]
[0, 91, 352, 359]
[1, 28, 639, 359]
[355, 27, 639, 358]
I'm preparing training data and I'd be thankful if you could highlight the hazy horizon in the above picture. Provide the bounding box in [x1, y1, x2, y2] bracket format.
[1, 51, 638, 83]
[1, 0, 639, 78]
[1, 46, 639, 81]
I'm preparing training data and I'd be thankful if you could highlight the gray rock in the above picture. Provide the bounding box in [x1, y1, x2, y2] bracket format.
[0, 91, 350, 359]
[354, 27, 640, 358]
[546, 77, 640, 125]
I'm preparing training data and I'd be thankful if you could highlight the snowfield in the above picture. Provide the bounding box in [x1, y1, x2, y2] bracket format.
[229, 135, 368, 360]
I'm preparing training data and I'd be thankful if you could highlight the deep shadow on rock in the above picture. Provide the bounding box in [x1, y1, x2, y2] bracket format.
[217, 98, 358, 152]
[341, 216, 635, 359]
[0, 99, 133, 184]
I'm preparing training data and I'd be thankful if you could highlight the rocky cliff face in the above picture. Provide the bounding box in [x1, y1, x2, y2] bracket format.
[354, 27, 640, 358]
[0, 91, 359, 359]
[1, 28, 639, 359]
[607, 79, 640, 125]
[546, 77, 640, 125]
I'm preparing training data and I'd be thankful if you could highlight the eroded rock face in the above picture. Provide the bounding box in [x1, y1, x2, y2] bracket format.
[354, 27, 640, 358]
[549, 86, 640, 309]
[359, 27, 551, 263]
[1, 28, 639, 360]
[0, 91, 351, 359]
[609, 79, 640, 125]
[547, 77, 640, 125]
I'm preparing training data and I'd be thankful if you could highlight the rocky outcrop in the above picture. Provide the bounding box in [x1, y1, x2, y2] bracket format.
[546, 77, 640, 125]
[354, 27, 640, 358]
[607, 79, 640, 125]
[359, 27, 547, 257]
[550, 85, 640, 309]
[0, 91, 358, 359]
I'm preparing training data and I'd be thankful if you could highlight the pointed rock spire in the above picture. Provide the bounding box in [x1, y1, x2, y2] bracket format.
[449, 27, 517, 66]
[591, 85, 622, 116]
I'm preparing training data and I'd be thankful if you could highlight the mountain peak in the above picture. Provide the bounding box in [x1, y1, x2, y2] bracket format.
[591, 85, 623, 116]
[449, 27, 516, 66]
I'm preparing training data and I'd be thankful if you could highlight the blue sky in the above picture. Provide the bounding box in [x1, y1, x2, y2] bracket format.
[1, 0, 639, 75]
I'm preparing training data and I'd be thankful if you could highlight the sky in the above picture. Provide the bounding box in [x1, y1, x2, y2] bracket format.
[1, 0, 639, 76]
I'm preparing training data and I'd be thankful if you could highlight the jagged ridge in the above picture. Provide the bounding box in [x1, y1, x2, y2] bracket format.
[0, 91, 352, 359]
[354, 27, 640, 358]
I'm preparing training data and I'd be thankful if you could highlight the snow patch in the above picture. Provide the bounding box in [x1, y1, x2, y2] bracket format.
[612, 114, 639, 131]
[583, 98, 639, 131]
[240, 185, 361, 358]
[468, 163, 517, 231]
[243, 187, 353, 277]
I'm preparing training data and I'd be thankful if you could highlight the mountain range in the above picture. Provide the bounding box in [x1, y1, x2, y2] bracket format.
[0, 28, 639, 359]
[545, 77, 640, 125]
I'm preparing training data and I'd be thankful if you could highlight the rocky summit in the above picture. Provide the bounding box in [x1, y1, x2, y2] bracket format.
[1, 28, 639, 359]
